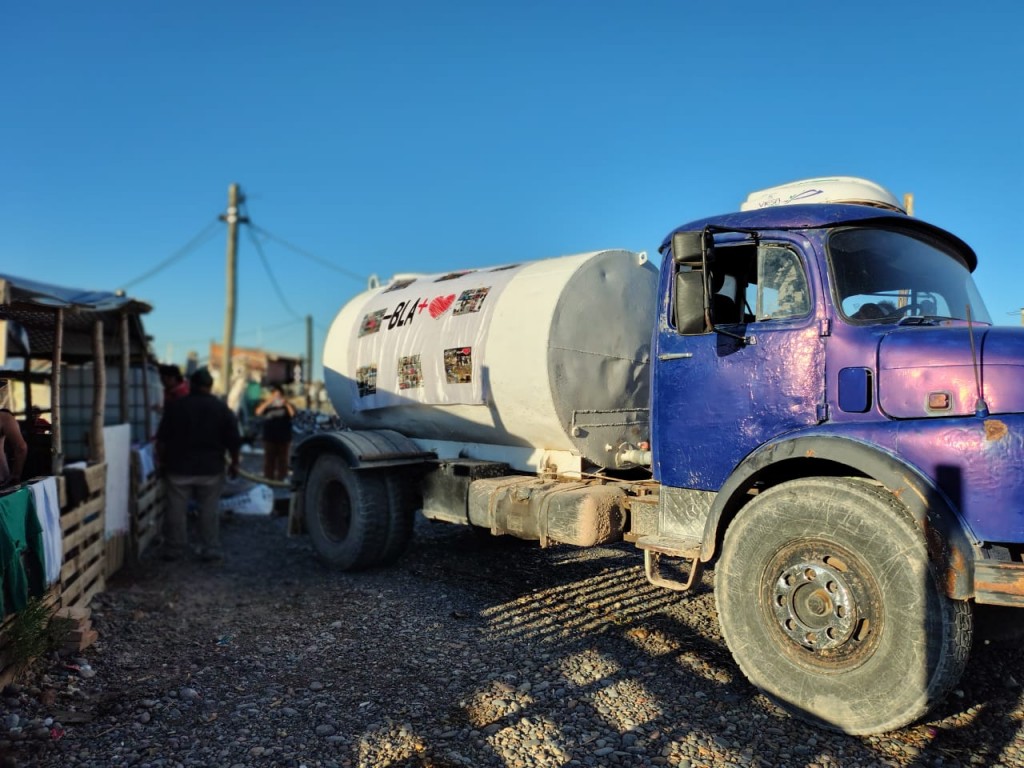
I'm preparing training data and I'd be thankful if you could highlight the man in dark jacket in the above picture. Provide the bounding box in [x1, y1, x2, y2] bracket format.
[156, 368, 241, 562]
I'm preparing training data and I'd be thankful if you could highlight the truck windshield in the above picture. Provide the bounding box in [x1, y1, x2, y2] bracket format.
[828, 227, 991, 325]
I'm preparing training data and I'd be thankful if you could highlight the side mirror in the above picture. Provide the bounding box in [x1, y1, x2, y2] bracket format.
[672, 229, 712, 334]
[674, 269, 708, 334]
[672, 230, 713, 265]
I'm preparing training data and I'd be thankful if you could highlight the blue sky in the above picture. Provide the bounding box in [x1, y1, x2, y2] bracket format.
[3, 2, 1021, 378]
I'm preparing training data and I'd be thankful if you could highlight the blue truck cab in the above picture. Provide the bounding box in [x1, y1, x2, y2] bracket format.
[643, 179, 1024, 733]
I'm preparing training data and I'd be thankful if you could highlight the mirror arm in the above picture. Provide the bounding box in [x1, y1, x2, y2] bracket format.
[714, 325, 756, 345]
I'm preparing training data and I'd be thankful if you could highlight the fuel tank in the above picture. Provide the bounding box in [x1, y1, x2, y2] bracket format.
[322, 249, 658, 468]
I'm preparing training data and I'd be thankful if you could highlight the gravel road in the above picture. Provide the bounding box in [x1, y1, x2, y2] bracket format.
[4, 508, 1024, 768]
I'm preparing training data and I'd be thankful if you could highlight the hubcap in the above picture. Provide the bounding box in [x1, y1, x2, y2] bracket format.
[772, 561, 855, 651]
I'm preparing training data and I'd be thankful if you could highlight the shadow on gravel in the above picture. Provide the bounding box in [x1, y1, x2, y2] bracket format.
[894, 605, 1024, 768]
[26, 515, 1024, 768]
[361, 524, 1024, 768]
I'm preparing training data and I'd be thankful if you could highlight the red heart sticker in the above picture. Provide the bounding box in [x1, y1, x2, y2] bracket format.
[429, 294, 456, 318]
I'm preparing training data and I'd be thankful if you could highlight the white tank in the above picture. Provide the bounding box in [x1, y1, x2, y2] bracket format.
[323, 249, 658, 469]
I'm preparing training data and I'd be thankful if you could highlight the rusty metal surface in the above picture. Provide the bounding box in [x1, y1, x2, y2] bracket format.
[974, 561, 1024, 607]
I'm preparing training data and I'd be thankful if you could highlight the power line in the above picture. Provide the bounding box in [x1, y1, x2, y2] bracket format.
[120, 219, 221, 290]
[245, 221, 303, 321]
[237, 318, 306, 339]
[248, 223, 367, 283]
[161, 318, 305, 350]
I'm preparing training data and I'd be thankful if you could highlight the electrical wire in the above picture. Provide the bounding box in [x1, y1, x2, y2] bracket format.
[245, 224, 304, 321]
[120, 219, 222, 290]
[161, 318, 305, 350]
[248, 223, 367, 283]
[244, 318, 306, 336]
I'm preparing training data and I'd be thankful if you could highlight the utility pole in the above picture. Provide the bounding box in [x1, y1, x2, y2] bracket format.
[220, 183, 248, 394]
[306, 314, 314, 409]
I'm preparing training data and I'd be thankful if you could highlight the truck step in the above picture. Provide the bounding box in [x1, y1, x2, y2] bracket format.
[635, 536, 703, 592]
[635, 535, 701, 558]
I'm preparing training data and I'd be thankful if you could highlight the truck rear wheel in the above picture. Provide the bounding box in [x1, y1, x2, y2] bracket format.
[304, 454, 388, 570]
[379, 472, 419, 564]
[715, 477, 972, 734]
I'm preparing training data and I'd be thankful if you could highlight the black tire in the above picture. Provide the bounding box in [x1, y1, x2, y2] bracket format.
[715, 477, 972, 735]
[379, 471, 420, 565]
[304, 454, 388, 570]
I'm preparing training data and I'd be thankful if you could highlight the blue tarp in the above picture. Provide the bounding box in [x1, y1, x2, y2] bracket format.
[0, 273, 151, 314]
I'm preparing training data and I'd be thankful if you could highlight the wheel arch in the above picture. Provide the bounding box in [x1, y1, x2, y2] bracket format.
[702, 434, 978, 599]
[293, 428, 433, 480]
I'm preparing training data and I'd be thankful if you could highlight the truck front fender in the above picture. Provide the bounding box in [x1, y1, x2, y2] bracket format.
[702, 434, 978, 600]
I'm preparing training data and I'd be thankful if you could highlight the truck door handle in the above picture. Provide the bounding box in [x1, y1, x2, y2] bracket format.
[658, 353, 693, 360]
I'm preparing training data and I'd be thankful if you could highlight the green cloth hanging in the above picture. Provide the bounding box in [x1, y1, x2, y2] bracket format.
[0, 488, 46, 616]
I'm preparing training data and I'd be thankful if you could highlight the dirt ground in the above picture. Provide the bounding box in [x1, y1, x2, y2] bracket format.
[5, 478, 1024, 767]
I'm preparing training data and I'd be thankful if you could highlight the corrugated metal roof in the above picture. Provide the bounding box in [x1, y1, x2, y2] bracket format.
[0, 273, 153, 363]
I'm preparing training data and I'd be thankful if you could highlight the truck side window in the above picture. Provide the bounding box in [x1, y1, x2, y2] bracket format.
[747, 246, 809, 321]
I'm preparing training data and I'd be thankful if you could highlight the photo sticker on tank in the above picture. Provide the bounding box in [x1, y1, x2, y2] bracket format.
[444, 347, 473, 384]
[398, 355, 424, 389]
[356, 365, 378, 397]
[359, 309, 386, 336]
[452, 287, 490, 316]
[383, 278, 417, 293]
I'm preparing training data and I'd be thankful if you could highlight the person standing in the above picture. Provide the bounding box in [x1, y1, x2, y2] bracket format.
[158, 364, 190, 408]
[156, 368, 240, 562]
[0, 407, 27, 487]
[254, 385, 295, 481]
[226, 370, 249, 438]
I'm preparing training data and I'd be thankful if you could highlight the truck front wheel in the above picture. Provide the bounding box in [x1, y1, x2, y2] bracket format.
[715, 477, 972, 734]
[304, 454, 388, 570]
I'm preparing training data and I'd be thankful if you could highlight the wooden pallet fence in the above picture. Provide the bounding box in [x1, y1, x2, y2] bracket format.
[131, 451, 164, 558]
[0, 587, 61, 690]
[105, 533, 127, 577]
[57, 463, 107, 611]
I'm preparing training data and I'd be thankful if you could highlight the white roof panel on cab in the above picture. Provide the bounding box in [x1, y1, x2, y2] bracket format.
[740, 176, 905, 214]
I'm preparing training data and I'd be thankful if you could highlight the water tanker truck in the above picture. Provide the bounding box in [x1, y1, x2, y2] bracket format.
[292, 177, 1024, 734]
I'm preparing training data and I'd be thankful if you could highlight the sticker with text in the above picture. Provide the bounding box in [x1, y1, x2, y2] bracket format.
[453, 287, 490, 315]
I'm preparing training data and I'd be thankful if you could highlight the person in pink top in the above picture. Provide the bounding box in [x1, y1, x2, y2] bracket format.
[159, 364, 190, 408]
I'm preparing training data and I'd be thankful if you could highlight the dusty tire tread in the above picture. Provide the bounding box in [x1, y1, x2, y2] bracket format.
[379, 472, 419, 565]
[304, 454, 389, 571]
[715, 476, 972, 734]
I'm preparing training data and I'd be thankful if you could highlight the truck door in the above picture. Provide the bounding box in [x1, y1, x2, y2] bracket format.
[652, 238, 826, 490]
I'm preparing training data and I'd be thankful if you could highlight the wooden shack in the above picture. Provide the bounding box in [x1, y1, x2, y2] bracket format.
[0, 274, 164, 681]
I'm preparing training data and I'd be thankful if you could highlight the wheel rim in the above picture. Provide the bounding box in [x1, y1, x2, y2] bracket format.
[319, 478, 352, 542]
[763, 540, 882, 670]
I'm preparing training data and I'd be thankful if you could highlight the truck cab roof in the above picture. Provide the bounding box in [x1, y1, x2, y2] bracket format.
[661, 204, 978, 271]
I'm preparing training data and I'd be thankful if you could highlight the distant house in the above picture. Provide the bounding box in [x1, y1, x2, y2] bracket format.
[207, 342, 301, 392]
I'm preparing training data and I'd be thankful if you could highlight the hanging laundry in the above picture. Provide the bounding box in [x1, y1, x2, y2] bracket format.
[0, 487, 45, 616]
[28, 477, 62, 585]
